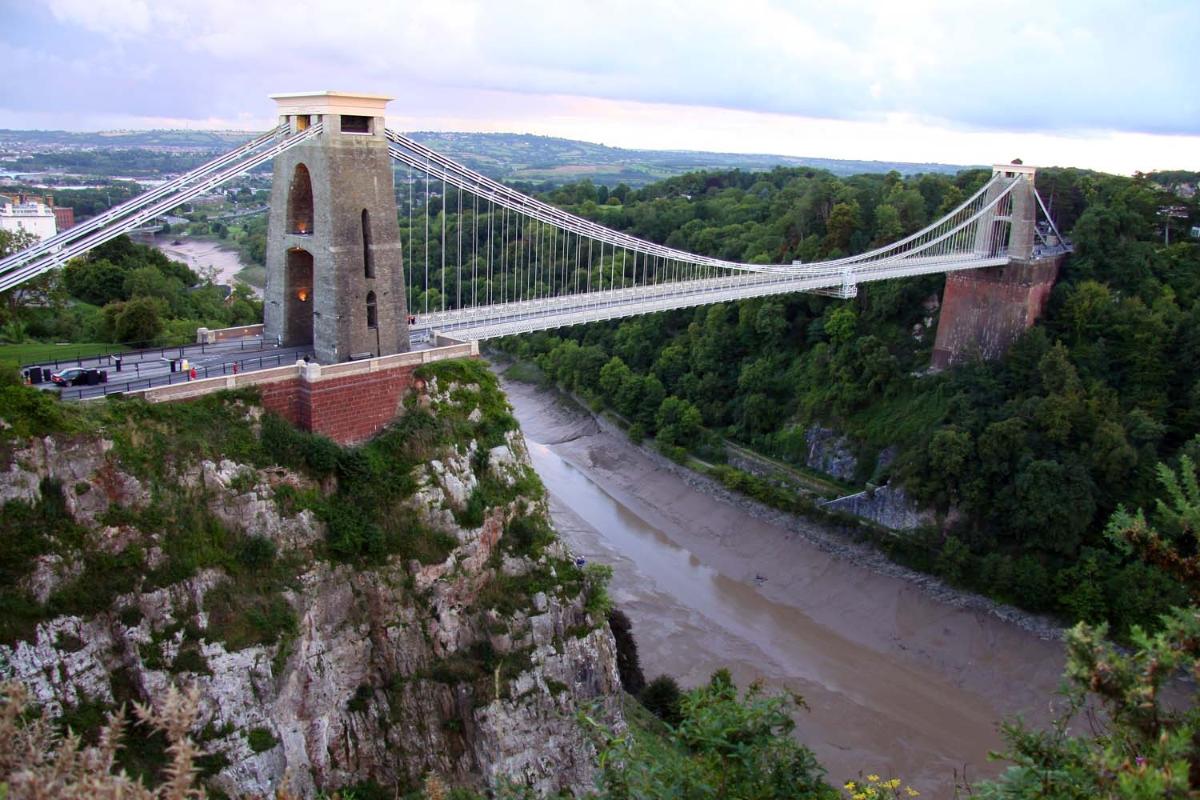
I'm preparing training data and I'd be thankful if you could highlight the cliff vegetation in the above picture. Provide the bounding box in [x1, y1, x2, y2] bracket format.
[0, 359, 625, 797]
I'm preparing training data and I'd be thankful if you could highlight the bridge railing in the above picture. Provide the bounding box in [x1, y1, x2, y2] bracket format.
[114, 339, 479, 404]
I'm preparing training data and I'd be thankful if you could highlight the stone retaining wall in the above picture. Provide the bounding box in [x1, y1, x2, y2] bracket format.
[134, 341, 479, 444]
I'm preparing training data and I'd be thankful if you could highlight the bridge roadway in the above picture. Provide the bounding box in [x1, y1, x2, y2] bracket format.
[34, 329, 438, 401]
[32, 246, 1058, 400]
[411, 252, 1014, 341]
[28, 337, 311, 401]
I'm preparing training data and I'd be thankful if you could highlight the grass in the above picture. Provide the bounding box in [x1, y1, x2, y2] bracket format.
[0, 341, 127, 370]
[101, 388, 265, 483]
[235, 265, 266, 289]
[847, 381, 950, 451]
[723, 440, 850, 498]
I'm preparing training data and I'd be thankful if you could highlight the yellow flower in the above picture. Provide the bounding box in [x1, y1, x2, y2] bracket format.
[867, 774, 881, 782]
[845, 781, 858, 791]
[885, 778, 901, 789]
[905, 787, 921, 797]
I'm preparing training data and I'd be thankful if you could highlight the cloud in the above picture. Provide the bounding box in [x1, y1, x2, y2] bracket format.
[3, 0, 1197, 173]
[15, 0, 1198, 136]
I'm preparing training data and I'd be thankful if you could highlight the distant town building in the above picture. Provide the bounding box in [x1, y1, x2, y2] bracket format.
[1191, 225, 1200, 239]
[0, 192, 75, 236]
[0, 195, 56, 239]
[53, 206, 75, 230]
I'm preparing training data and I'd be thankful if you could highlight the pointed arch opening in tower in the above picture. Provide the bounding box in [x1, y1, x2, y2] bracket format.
[288, 164, 314, 235]
[285, 247, 314, 346]
[366, 290, 378, 330]
[362, 209, 375, 278]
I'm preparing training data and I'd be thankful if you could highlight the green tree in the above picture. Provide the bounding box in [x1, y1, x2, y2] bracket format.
[824, 200, 860, 252]
[111, 296, 167, 344]
[656, 396, 703, 448]
[1011, 459, 1096, 555]
[926, 428, 972, 506]
[64, 257, 128, 306]
[823, 306, 858, 346]
[599, 356, 634, 405]
[872, 204, 903, 246]
[980, 458, 1200, 799]
[640, 675, 683, 726]
[590, 670, 836, 799]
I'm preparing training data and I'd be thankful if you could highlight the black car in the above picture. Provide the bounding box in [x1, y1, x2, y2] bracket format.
[50, 367, 89, 386]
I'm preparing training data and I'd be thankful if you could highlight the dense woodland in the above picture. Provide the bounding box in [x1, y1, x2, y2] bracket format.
[484, 165, 1200, 636]
[0, 230, 261, 349]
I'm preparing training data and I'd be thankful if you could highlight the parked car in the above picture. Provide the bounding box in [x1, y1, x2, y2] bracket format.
[50, 367, 88, 386]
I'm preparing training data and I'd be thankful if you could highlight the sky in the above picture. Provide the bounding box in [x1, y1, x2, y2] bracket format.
[2, 0, 1198, 175]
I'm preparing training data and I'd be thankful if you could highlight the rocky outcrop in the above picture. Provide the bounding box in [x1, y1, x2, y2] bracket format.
[803, 425, 858, 481]
[187, 458, 324, 551]
[0, 374, 624, 798]
[1, 435, 149, 524]
[821, 483, 935, 531]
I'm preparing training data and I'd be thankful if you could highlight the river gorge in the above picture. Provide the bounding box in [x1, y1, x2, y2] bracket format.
[498, 366, 1068, 794]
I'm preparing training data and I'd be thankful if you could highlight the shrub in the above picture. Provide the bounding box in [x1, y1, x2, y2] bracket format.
[204, 580, 296, 651]
[583, 563, 614, 618]
[0, 680, 206, 798]
[933, 535, 971, 585]
[246, 726, 277, 753]
[607, 608, 645, 695]
[347, 683, 373, 713]
[236, 535, 277, 571]
[639, 675, 683, 726]
[505, 514, 554, 558]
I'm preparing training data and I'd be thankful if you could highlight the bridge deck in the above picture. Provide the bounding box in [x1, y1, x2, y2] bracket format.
[412, 253, 1015, 341]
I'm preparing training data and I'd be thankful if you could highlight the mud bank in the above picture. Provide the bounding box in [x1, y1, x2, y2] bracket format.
[498, 370, 1067, 794]
[154, 238, 262, 296]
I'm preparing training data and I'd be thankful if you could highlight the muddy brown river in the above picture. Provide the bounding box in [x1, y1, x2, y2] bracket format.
[498, 370, 1066, 796]
[154, 238, 262, 296]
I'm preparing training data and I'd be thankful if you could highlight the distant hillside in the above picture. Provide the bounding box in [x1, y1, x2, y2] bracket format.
[0, 128, 972, 186]
[0, 129, 255, 151]
[405, 132, 971, 185]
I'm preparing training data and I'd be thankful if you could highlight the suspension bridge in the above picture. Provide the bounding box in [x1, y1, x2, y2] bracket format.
[0, 91, 1070, 366]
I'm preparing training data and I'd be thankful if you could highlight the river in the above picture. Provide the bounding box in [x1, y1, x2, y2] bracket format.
[153, 237, 262, 297]
[497, 370, 1066, 795]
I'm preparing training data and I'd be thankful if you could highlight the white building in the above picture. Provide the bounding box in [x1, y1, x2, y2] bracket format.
[0, 197, 56, 239]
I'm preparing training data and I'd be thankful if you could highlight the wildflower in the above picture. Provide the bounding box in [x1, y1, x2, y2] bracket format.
[905, 787, 921, 797]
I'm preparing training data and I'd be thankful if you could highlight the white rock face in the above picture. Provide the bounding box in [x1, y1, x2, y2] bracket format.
[429, 442, 479, 512]
[22, 553, 82, 604]
[0, 436, 148, 524]
[188, 458, 324, 550]
[487, 430, 529, 489]
[0, 411, 625, 798]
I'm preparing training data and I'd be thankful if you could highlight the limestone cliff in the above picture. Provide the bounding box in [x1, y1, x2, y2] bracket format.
[0, 361, 624, 797]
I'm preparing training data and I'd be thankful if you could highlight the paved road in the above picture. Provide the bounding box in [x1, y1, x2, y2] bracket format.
[27, 337, 312, 400]
[30, 329, 437, 401]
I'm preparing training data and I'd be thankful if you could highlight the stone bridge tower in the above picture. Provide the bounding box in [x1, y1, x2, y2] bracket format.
[930, 164, 1064, 370]
[264, 91, 409, 364]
